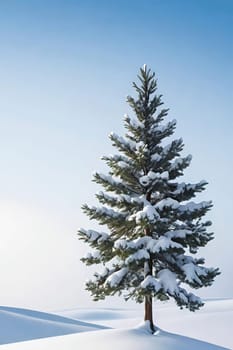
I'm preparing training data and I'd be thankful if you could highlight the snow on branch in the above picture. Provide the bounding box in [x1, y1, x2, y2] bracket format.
[155, 197, 179, 210]
[114, 236, 150, 251]
[151, 153, 162, 162]
[93, 172, 132, 194]
[162, 138, 184, 160]
[82, 204, 127, 228]
[148, 236, 184, 253]
[179, 201, 212, 215]
[170, 180, 208, 201]
[152, 119, 176, 133]
[155, 198, 212, 217]
[149, 119, 177, 143]
[114, 235, 183, 256]
[181, 263, 204, 286]
[82, 250, 102, 264]
[109, 132, 137, 156]
[165, 229, 193, 242]
[181, 262, 218, 287]
[124, 114, 144, 130]
[140, 269, 186, 300]
[141, 275, 161, 292]
[139, 270, 205, 311]
[139, 170, 169, 187]
[87, 205, 126, 219]
[102, 154, 133, 167]
[126, 249, 150, 264]
[96, 191, 143, 209]
[157, 269, 179, 295]
[169, 155, 192, 171]
[105, 267, 128, 288]
[93, 267, 110, 281]
[129, 203, 160, 224]
[78, 228, 110, 243]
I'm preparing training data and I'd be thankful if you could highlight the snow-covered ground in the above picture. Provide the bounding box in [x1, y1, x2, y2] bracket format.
[0, 306, 107, 344]
[58, 298, 232, 349]
[0, 299, 232, 350]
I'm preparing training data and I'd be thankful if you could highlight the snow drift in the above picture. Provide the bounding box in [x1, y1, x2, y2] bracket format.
[0, 299, 231, 350]
[0, 323, 230, 350]
[0, 306, 107, 344]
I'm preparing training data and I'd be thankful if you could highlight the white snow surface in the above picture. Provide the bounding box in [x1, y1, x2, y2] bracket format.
[0, 299, 232, 349]
[0, 306, 107, 345]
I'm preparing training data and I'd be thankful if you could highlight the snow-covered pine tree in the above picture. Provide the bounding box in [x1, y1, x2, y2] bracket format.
[78, 65, 220, 333]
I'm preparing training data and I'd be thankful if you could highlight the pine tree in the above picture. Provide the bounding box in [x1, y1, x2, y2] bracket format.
[78, 65, 220, 333]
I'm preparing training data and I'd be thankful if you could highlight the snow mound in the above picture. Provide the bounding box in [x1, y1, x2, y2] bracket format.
[0, 306, 107, 345]
[57, 299, 233, 349]
[0, 299, 231, 349]
[0, 324, 230, 350]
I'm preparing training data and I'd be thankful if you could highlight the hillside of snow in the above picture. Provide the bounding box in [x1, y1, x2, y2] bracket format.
[58, 298, 233, 349]
[0, 299, 231, 350]
[0, 306, 107, 345]
[0, 323, 230, 350]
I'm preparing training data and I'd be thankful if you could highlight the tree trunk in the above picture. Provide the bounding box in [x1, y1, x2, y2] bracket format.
[144, 255, 155, 333]
[144, 295, 155, 333]
[144, 191, 155, 333]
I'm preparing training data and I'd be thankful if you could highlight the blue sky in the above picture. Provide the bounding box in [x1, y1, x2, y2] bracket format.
[0, 0, 232, 310]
